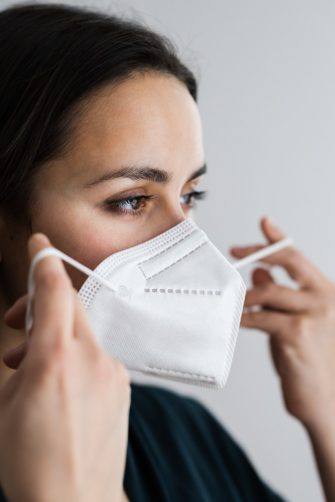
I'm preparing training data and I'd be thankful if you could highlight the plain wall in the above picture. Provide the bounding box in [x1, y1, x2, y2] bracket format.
[3, 0, 335, 500]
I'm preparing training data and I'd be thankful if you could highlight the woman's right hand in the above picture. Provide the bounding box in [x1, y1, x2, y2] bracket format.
[0, 233, 131, 502]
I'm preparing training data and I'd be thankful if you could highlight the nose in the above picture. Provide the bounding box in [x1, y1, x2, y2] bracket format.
[156, 201, 187, 236]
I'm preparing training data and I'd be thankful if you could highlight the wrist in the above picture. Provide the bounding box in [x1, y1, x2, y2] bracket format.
[304, 405, 335, 502]
[299, 392, 335, 434]
[303, 405, 335, 441]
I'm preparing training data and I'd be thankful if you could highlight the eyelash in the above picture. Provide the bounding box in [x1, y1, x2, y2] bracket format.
[103, 190, 207, 216]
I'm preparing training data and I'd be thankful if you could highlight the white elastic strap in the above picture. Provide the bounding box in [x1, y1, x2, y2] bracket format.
[25, 247, 117, 338]
[24, 236, 294, 337]
[233, 237, 293, 270]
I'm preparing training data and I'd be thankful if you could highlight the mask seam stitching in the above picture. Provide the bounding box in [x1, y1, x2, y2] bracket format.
[144, 281, 246, 384]
[79, 227, 200, 308]
[137, 227, 200, 268]
[98, 226, 198, 281]
[139, 240, 207, 280]
[143, 288, 222, 295]
[144, 366, 216, 381]
[220, 280, 246, 384]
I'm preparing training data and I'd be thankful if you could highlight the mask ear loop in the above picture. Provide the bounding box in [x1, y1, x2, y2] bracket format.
[233, 237, 293, 270]
[25, 247, 117, 339]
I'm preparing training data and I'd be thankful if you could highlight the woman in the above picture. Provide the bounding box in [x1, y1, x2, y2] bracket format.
[0, 3, 334, 501]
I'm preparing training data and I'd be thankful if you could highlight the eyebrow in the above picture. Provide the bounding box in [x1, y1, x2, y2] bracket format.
[83, 163, 207, 188]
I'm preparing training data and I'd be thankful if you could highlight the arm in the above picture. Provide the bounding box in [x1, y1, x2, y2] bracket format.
[230, 217, 335, 501]
[306, 413, 335, 502]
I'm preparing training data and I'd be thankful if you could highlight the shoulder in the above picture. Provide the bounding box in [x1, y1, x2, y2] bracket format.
[129, 381, 214, 426]
[130, 381, 237, 441]
[129, 382, 247, 459]
[129, 381, 231, 445]
[128, 382, 287, 501]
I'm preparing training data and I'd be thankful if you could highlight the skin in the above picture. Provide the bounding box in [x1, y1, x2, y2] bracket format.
[0, 233, 131, 502]
[0, 71, 206, 501]
[231, 218, 335, 501]
[0, 71, 334, 499]
[0, 71, 205, 377]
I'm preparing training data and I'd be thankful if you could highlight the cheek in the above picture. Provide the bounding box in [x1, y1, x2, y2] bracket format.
[30, 200, 133, 291]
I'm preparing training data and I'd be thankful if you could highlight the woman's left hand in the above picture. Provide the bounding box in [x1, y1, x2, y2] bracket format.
[230, 217, 335, 430]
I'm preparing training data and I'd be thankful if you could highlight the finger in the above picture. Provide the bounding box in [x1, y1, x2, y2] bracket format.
[72, 289, 101, 351]
[3, 289, 98, 363]
[26, 233, 74, 354]
[230, 216, 281, 256]
[244, 283, 313, 312]
[231, 217, 326, 289]
[252, 267, 274, 286]
[3, 294, 28, 330]
[241, 310, 292, 338]
[260, 218, 326, 288]
[245, 267, 274, 312]
[260, 216, 286, 243]
[3, 341, 28, 370]
[230, 244, 264, 258]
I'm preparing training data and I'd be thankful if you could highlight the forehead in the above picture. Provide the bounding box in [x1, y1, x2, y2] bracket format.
[66, 72, 203, 173]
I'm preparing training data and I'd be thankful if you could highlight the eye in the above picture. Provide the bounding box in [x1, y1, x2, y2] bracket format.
[180, 190, 207, 208]
[103, 195, 155, 216]
[102, 189, 208, 217]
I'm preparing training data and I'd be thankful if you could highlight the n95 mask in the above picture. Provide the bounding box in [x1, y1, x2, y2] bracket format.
[25, 218, 247, 389]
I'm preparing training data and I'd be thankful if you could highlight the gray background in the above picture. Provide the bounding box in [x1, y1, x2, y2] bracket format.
[4, 0, 335, 500]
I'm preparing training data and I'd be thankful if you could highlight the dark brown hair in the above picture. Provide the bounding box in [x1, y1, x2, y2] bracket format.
[0, 2, 198, 223]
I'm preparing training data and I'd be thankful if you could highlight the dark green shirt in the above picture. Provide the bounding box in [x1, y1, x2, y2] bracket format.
[0, 382, 287, 501]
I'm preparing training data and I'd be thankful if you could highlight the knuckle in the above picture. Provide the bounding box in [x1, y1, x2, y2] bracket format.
[281, 343, 295, 361]
[286, 246, 299, 261]
[254, 311, 265, 323]
[30, 353, 51, 376]
[46, 347, 70, 376]
[51, 337, 70, 361]
[94, 354, 117, 383]
[95, 357, 131, 401]
[24, 352, 58, 386]
[260, 282, 275, 298]
[96, 357, 113, 381]
[41, 339, 70, 371]
[251, 284, 274, 306]
[316, 290, 335, 316]
[291, 315, 308, 336]
[314, 296, 329, 316]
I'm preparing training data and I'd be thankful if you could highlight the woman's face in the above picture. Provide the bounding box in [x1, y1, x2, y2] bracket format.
[0, 72, 206, 304]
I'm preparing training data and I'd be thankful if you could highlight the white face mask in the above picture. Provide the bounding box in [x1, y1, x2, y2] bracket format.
[25, 218, 293, 389]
